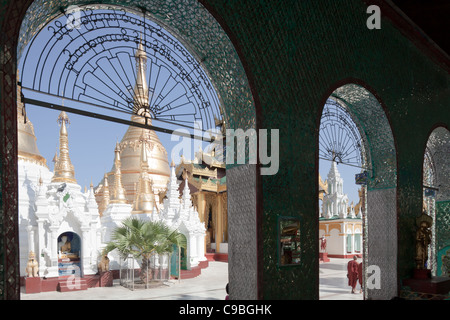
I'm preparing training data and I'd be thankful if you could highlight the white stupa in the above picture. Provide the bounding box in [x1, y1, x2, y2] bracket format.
[322, 161, 349, 219]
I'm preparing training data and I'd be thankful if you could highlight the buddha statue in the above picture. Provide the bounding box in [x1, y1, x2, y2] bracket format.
[415, 212, 432, 270]
[58, 235, 72, 254]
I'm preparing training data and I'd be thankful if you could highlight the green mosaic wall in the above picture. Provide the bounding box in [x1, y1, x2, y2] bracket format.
[203, 0, 450, 299]
[436, 201, 450, 253]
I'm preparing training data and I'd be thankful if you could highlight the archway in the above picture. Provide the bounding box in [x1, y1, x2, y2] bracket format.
[317, 82, 398, 300]
[423, 126, 450, 277]
[0, 0, 259, 299]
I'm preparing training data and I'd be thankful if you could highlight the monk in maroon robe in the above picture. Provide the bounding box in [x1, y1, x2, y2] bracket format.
[358, 261, 363, 293]
[347, 255, 359, 294]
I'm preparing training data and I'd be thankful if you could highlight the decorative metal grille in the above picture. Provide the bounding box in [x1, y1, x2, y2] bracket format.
[319, 98, 366, 169]
[18, 1, 256, 133]
[19, 6, 222, 136]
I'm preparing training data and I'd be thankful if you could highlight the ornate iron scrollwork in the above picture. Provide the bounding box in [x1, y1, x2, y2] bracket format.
[319, 98, 366, 169]
[19, 5, 222, 135]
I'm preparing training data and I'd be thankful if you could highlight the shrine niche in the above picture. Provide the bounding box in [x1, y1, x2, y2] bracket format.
[57, 232, 81, 276]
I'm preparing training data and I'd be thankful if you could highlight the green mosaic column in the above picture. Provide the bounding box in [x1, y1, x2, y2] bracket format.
[436, 201, 450, 276]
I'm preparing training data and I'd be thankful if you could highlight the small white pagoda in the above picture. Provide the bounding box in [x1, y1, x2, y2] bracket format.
[320, 161, 363, 258]
[19, 110, 102, 279]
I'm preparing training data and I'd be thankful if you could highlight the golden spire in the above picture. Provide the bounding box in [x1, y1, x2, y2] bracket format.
[132, 132, 155, 213]
[98, 173, 110, 216]
[52, 147, 58, 164]
[110, 142, 127, 203]
[102, 173, 110, 199]
[134, 37, 150, 117]
[51, 111, 76, 183]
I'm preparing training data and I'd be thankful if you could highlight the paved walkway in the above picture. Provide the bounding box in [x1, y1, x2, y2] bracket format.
[320, 258, 364, 300]
[21, 258, 363, 300]
[21, 261, 229, 300]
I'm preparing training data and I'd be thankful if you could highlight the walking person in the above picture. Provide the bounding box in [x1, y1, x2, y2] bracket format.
[347, 255, 359, 294]
[358, 259, 363, 294]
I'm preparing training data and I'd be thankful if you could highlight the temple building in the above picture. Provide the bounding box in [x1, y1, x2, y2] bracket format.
[17, 80, 54, 277]
[319, 161, 363, 258]
[18, 105, 102, 279]
[176, 148, 228, 259]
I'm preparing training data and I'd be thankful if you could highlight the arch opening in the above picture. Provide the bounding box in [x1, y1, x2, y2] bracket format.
[0, 0, 259, 300]
[423, 126, 450, 277]
[318, 82, 397, 300]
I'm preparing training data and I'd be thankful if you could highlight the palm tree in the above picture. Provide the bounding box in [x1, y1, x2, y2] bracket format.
[104, 217, 187, 284]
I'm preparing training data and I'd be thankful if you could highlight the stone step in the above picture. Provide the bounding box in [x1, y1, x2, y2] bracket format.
[180, 266, 201, 279]
[205, 252, 228, 262]
[57, 277, 88, 292]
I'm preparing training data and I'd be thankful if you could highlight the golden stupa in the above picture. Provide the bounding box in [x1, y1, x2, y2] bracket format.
[17, 80, 48, 168]
[95, 41, 170, 215]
